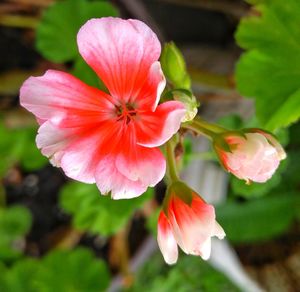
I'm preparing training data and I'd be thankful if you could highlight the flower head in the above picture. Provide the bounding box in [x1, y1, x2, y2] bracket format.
[157, 182, 225, 264]
[214, 129, 286, 183]
[20, 17, 186, 199]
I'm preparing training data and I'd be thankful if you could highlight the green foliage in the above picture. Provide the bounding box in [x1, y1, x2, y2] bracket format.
[217, 193, 299, 244]
[36, 0, 118, 63]
[235, 0, 300, 130]
[0, 206, 32, 261]
[128, 253, 239, 292]
[0, 258, 40, 292]
[0, 249, 110, 292]
[161, 42, 191, 89]
[36, 248, 110, 292]
[72, 58, 106, 90]
[0, 122, 47, 174]
[60, 182, 153, 236]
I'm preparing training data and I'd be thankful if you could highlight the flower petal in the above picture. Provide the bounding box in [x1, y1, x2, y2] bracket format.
[77, 17, 161, 102]
[133, 61, 166, 111]
[199, 237, 211, 261]
[20, 70, 114, 126]
[116, 145, 166, 189]
[95, 155, 148, 199]
[135, 101, 186, 148]
[157, 211, 178, 265]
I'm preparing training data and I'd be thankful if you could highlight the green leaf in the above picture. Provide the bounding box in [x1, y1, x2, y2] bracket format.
[3, 259, 40, 292]
[36, 248, 110, 292]
[0, 121, 48, 174]
[72, 57, 107, 90]
[0, 206, 32, 261]
[128, 253, 239, 292]
[60, 182, 153, 236]
[0, 249, 110, 292]
[36, 0, 118, 63]
[235, 0, 300, 130]
[217, 193, 300, 244]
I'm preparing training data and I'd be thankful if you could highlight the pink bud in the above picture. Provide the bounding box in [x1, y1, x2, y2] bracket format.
[216, 130, 286, 183]
[157, 183, 225, 264]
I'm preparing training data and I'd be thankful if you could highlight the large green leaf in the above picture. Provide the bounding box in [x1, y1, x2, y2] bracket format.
[60, 182, 153, 236]
[0, 119, 48, 174]
[36, 0, 118, 63]
[1, 259, 40, 292]
[0, 206, 32, 261]
[36, 248, 110, 292]
[235, 0, 300, 130]
[128, 253, 239, 292]
[217, 193, 299, 244]
[0, 249, 110, 292]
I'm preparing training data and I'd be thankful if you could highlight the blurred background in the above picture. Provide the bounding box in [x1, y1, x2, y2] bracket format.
[0, 0, 299, 291]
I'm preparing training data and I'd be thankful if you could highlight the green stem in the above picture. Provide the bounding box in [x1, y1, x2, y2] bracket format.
[165, 136, 179, 182]
[182, 116, 226, 139]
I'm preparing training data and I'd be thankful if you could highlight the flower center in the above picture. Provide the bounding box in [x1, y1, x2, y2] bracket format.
[115, 103, 137, 124]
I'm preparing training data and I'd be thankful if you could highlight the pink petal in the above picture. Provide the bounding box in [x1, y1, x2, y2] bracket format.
[133, 61, 166, 111]
[36, 121, 114, 183]
[116, 145, 166, 189]
[135, 101, 186, 148]
[214, 222, 226, 239]
[77, 17, 161, 103]
[157, 211, 178, 265]
[95, 155, 148, 199]
[20, 70, 114, 126]
[199, 237, 211, 260]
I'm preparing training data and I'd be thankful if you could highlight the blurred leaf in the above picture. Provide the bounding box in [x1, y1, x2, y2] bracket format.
[36, 248, 110, 292]
[60, 182, 153, 236]
[0, 249, 110, 292]
[36, 0, 118, 63]
[0, 121, 47, 174]
[0, 206, 32, 261]
[217, 114, 244, 130]
[128, 253, 239, 292]
[235, 0, 300, 130]
[2, 258, 40, 292]
[72, 57, 107, 90]
[217, 193, 299, 244]
[146, 208, 160, 236]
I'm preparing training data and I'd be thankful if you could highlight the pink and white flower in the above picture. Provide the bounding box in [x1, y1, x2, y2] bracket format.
[215, 130, 286, 183]
[157, 182, 225, 264]
[20, 17, 185, 199]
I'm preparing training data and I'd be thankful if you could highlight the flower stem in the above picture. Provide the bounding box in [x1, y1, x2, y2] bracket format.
[166, 135, 180, 182]
[182, 116, 226, 139]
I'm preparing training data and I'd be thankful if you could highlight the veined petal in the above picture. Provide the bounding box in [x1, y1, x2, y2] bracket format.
[77, 17, 161, 103]
[36, 119, 123, 184]
[95, 155, 148, 199]
[116, 145, 166, 189]
[135, 101, 186, 148]
[133, 61, 166, 111]
[20, 70, 114, 127]
[157, 211, 178, 265]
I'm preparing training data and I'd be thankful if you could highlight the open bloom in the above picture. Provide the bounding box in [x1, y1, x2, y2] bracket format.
[215, 130, 286, 183]
[20, 18, 185, 199]
[157, 182, 225, 264]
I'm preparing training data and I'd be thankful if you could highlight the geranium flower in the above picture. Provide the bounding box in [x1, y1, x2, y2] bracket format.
[157, 182, 225, 264]
[214, 129, 286, 183]
[20, 17, 186, 199]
